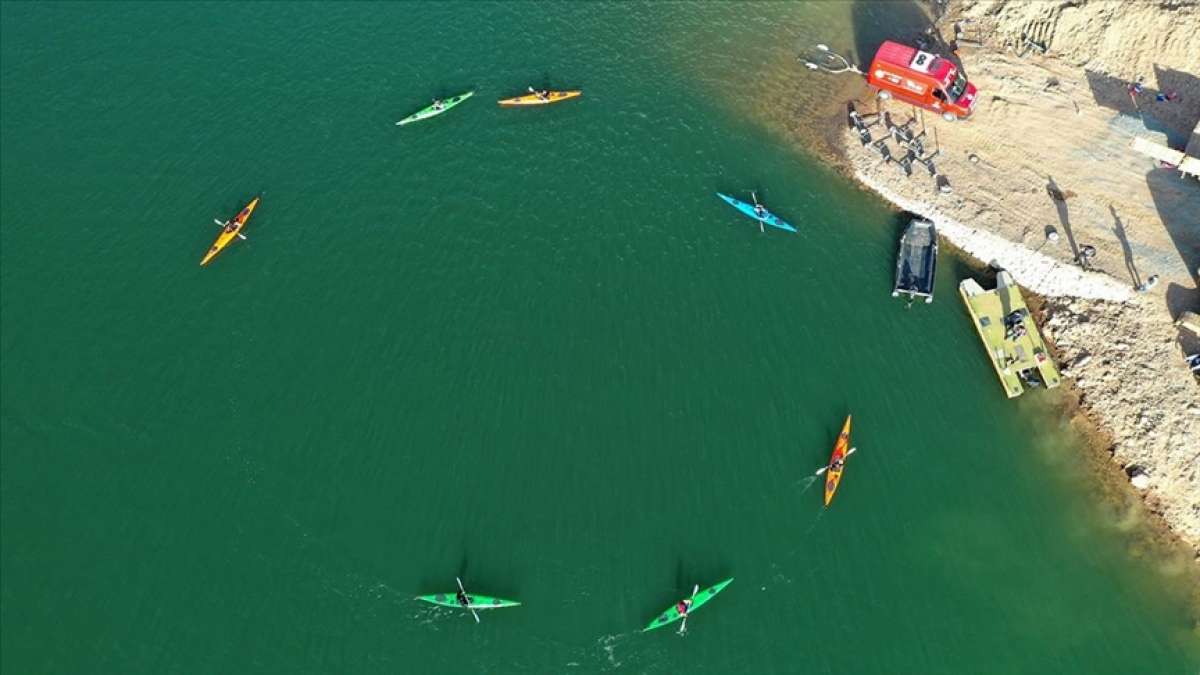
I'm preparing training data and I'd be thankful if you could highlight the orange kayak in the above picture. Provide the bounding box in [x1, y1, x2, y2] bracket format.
[497, 90, 582, 107]
[823, 415, 852, 507]
[201, 195, 260, 266]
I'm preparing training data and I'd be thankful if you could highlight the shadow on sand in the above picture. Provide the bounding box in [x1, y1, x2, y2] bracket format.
[1146, 167, 1200, 288]
[1045, 175, 1088, 269]
[1084, 68, 1199, 149]
[1167, 283, 1200, 357]
[1109, 205, 1142, 289]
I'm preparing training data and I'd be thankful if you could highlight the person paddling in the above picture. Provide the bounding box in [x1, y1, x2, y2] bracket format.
[223, 208, 246, 233]
[676, 598, 692, 617]
[432, 98, 445, 111]
[528, 86, 549, 101]
[456, 588, 470, 608]
[751, 192, 767, 232]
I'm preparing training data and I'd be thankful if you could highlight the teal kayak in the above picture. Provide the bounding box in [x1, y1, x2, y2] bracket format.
[416, 592, 520, 610]
[396, 91, 474, 126]
[643, 578, 733, 632]
[716, 192, 797, 233]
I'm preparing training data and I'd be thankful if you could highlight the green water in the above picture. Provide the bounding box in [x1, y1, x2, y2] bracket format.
[2, 2, 1196, 673]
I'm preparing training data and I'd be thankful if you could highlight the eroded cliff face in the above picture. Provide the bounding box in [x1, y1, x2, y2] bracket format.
[955, 0, 1200, 142]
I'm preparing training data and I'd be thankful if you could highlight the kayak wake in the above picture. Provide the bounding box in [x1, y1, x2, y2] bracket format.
[794, 474, 819, 493]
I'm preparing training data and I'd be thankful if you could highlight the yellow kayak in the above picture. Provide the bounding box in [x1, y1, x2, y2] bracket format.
[823, 415, 852, 507]
[497, 89, 582, 107]
[201, 196, 260, 266]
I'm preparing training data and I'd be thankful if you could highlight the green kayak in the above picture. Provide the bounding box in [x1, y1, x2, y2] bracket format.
[416, 592, 520, 610]
[643, 578, 733, 632]
[395, 91, 474, 126]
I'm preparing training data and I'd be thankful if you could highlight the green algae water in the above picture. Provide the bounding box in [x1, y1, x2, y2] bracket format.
[2, 2, 1196, 673]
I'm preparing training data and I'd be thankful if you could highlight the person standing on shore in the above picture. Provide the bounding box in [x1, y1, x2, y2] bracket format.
[1127, 76, 1145, 109]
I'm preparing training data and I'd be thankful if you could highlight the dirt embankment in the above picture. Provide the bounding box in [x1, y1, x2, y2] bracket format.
[840, 0, 1200, 553]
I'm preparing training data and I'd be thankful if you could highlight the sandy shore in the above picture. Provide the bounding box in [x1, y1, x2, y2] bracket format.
[837, 0, 1200, 554]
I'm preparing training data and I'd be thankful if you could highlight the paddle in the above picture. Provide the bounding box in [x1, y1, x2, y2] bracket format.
[527, 85, 548, 101]
[815, 447, 856, 476]
[750, 191, 765, 233]
[213, 218, 248, 240]
[456, 577, 481, 624]
[677, 584, 699, 635]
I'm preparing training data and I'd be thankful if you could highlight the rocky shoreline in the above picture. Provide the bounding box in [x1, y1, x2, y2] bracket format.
[836, 0, 1199, 555]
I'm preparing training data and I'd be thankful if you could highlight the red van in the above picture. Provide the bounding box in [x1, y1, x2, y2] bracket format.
[866, 40, 978, 120]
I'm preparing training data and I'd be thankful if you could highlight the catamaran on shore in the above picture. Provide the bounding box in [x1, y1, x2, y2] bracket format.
[959, 270, 1060, 398]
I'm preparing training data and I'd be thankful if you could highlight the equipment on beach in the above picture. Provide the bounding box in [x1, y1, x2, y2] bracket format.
[643, 578, 733, 632]
[716, 192, 797, 233]
[396, 91, 474, 126]
[823, 415, 852, 507]
[497, 89, 582, 106]
[201, 195, 260, 266]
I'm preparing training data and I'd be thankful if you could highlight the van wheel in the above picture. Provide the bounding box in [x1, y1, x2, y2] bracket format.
[941, 111, 956, 122]
[877, 90, 891, 101]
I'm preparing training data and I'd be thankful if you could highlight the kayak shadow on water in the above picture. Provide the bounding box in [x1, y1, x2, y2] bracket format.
[423, 83, 478, 101]
[414, 552, 473, 601]
[671, 559, 723, 594]
[663, 560, 731, 602]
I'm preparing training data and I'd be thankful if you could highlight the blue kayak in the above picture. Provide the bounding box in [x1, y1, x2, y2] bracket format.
[716, 192, 797, 233]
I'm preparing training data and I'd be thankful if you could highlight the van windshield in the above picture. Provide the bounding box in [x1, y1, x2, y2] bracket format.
[946, 70, 968, 100]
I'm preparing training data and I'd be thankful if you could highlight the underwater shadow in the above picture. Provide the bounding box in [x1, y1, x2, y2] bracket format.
[849, 0, 934, 70]
[884, 208, 915, 262]
[945, 249, 994, 283]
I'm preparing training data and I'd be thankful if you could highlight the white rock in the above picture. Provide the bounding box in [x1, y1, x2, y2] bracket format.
[1130, 473, 1151, 489]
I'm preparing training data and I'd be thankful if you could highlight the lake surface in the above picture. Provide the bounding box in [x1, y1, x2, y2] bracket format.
[1, 2, 1196, 673]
